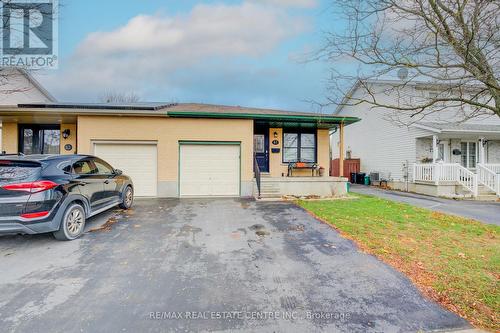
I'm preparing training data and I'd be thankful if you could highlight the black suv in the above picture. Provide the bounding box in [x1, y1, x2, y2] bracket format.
[0, 154, 134, 240]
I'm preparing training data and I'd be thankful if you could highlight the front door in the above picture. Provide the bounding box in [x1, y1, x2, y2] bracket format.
[254, 134, 269, 172]
[461, 141, 478, 169]
[19, 125, 60, 155]
[437, 140, 450, 162]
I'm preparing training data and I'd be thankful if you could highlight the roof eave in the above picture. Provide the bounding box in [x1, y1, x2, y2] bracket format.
[19, 69, 58, 102]
[166, 111, 360, 126]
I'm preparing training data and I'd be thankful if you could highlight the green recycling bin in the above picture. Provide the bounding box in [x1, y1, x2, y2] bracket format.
[364, 175, 371, 186]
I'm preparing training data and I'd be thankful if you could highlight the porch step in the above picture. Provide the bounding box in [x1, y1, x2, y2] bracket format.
[475, 194, 499, 202]
[260, 183, 281, 194]
[254, 179, 281, 198]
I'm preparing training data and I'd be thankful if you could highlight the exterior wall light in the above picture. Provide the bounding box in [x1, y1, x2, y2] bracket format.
[62, 129, 71, 139]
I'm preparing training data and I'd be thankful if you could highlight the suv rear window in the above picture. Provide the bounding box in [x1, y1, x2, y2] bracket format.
[0, 160, 41, 183]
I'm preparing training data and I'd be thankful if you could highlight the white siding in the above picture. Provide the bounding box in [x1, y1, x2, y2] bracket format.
[487, 141, 500, 163]
[333, 82, 500, 181]
[0, 68, 53, 105]
[333, 86, 432, 181]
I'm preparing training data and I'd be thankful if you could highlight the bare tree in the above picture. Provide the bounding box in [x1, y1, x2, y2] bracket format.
[320, 0, 499, 123]
[0, 69, 34, 96]
[99, 91, 141, 104]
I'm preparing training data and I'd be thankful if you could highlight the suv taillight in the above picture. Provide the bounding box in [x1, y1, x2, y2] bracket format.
[2, 181, 58, 193]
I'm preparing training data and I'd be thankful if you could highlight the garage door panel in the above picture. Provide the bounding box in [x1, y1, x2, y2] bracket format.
[180, 144, 240, 197]
[94, 143, 157, 197]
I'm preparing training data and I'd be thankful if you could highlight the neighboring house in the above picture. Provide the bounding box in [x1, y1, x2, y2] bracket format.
[332, 79, 500, 199]
[1, 102, 359, 198]
[0, 68, 57, 149]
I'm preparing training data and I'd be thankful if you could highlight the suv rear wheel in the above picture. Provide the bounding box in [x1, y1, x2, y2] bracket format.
[53, 203, 86, 241]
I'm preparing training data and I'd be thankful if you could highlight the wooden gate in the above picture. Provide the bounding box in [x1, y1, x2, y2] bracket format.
[330, 158, 360, 178]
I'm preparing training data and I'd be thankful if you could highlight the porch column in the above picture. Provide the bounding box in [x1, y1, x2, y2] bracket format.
[339, 122, 345, 178]
[478, 138, 486, 164]
[432, 135, 439, 163]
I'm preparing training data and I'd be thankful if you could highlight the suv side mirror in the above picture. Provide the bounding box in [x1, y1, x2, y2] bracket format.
[113, 169, 123, 176]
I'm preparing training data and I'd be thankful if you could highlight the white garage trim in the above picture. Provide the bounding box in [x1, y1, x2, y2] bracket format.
[179, 141, 241, 197]
[92, 140, 158, 145]
[92, 141, 158, 197]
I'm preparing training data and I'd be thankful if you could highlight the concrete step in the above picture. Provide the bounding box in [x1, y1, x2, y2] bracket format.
[260, 190, 281, 195]
[478, 190, 496, 195]
[475, 194, 499, 201]
[253, 179, 281, 198]
[259, 193, 282, 198]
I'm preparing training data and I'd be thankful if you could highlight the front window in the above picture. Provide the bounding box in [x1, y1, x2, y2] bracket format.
[437, 143, 445, 161]
[283, 131, 316, 163]
[254, 135, 265, 153]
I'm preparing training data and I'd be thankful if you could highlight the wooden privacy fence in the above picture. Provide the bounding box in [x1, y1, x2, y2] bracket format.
[331, 159, 360, 178]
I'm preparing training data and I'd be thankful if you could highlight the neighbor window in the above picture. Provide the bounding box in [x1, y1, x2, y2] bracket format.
[461, 142, 477, 169]
[283, 131, 316, 163]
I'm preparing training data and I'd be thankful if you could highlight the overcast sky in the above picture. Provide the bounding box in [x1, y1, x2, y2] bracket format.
[36, 0, 347, 112]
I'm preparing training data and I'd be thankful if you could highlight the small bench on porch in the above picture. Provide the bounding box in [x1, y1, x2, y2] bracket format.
[287, 162, 319, 177]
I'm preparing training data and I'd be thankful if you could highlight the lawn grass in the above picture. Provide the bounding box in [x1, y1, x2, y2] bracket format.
[297, 194, 499, 331]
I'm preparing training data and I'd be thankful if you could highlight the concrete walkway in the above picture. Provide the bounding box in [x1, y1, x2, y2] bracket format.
[350, 185, 500, 226]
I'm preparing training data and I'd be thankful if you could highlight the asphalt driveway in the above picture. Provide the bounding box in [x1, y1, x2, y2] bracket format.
[350, 185, 500, 226]
[0, 199, 470, 333]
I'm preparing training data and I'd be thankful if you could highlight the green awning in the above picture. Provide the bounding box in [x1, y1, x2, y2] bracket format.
[166, 111, 360, 129]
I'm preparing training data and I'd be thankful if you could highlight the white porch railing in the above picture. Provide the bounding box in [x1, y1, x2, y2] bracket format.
[478, 164, 500, 196]
[483, 164, 500, 174]
[413, 163, 478, 197]
[413, 163, 436, 182]
[456, 164, 478, 196]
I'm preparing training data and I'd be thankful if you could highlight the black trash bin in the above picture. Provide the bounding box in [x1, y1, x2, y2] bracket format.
[356, 173, 366, 184]
[350, 172, 356, 184]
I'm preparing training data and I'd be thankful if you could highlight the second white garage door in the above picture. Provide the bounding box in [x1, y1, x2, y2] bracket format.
[94, 143, 158, 197]
[180, 143, 240, 197]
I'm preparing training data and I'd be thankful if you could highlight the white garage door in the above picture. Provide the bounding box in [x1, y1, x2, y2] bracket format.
[180, 143, 240, 197]
[94, 143, 157, 197]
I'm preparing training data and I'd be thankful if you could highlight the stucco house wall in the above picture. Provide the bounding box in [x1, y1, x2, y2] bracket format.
[77, 116, 255, 197]
[1, 123, 76, 155]
[268, 127, 330, 178]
